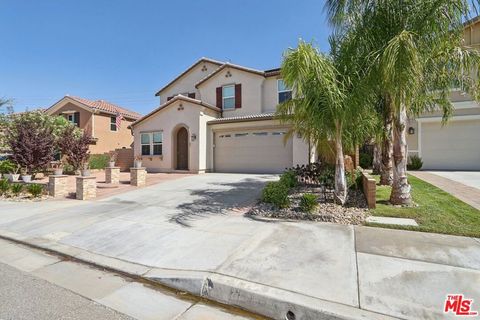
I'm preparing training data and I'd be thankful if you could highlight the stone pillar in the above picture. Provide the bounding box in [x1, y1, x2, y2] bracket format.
[48, 175, 68, 198]
[105, 167, 120, 185]
[76, 176, 97, 200]
[130, 167, 146, 187]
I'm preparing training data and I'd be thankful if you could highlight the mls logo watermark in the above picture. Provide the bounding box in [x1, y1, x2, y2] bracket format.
[444, 294, 478, 317]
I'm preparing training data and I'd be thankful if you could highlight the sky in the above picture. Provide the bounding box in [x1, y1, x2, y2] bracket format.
[0, 0, 332, 115]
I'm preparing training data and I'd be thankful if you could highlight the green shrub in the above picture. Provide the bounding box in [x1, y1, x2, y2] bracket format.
[261, 181, 290, 208]
[27, 183, 43, 198]
[10, 183, 23, 196]
[0, 178, 9, 195]
[300, 193, 318, 213]
[359, 152, 373, 169]
[279, 170, 298, 188]
[88, 154, 110, 170]
[0, 160, 16, 174]
[407, 155, 423, 171]
[347, 168, 363, 190]
[63, 163, 75, 175]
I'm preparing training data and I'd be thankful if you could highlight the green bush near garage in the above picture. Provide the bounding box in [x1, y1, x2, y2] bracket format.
[261, 181, 290, 208]
[88, 154, 110, 170]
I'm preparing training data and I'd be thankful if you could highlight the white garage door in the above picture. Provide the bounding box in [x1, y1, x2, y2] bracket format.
[421, 119, 480, 170]
[214, 129, 293, 173]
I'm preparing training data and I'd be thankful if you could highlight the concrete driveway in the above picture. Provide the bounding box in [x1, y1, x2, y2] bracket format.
[0, 173, 479, 319]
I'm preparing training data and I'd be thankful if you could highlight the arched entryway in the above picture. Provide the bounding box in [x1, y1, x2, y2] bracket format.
[176, 127, 189, 170]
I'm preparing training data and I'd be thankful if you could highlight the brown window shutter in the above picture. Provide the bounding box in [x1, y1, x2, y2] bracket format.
[188, 93, 196, 99]
[235, 84, 242, 109]
[167, 96, 173, 101]
[216, 87, 222, 108]
[74, 112, 80, 127]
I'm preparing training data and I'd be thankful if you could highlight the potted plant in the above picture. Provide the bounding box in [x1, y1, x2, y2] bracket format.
[20, 167, 32, 183]
[9, 164, 20, 182]
[81, 163, 90, 177]
[134, 155, 142, 168]
[51, 161, 64, 175]
[108, 151, 117, 168]
[0, 160, 16, 180]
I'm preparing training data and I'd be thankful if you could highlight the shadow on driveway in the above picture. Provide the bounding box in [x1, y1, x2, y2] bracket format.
[170, 177, 272, 227]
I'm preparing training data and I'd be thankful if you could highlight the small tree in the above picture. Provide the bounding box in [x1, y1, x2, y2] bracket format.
[59, 127, 91, 170]
[6, 113, 56, 174]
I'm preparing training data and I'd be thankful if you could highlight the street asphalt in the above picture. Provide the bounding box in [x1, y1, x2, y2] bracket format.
[0, 262, 133, 320]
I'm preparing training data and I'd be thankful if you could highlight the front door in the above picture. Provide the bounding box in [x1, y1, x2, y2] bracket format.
[176, 127, 189, 170]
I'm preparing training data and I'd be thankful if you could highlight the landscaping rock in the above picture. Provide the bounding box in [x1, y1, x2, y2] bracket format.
[248, 187, 368, 225]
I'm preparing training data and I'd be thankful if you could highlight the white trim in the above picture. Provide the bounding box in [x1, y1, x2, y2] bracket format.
[417, 114, 480, 123]
[453, 101, 480, 109]
[92, 113, 95, 138]
[408, 149, 419, 153]
[418, 122, 422, 157]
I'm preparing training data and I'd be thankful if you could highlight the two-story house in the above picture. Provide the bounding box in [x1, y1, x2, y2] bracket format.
[130, 58, 314, 173]
[405, 17, 480, 170]
[45, 95, 142, 154]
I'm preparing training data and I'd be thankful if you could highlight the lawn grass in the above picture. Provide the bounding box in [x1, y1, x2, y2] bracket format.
[370, 174, 480, 238]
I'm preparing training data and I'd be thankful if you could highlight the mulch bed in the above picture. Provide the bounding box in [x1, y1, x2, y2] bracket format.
[248, 186, 368, 225]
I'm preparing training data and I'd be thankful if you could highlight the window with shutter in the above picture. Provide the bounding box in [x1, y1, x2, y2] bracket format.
[235, 84, 242, 108]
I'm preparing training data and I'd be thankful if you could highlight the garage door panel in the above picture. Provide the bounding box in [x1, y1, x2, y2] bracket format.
[421, 120, 480, 170]
[214, 130, 293, 173]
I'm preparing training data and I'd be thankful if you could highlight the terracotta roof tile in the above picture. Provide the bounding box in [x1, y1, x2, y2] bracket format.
[68, 96, 142, 120]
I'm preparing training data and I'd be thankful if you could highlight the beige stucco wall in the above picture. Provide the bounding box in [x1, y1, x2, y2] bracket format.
[89, 112, 135, 154]
[50, 102, 93, 136]
[159, 61, 221, 104]
[198, 67, 265, 116]
[132, 100, 218, 173]
[262, 76, 281, 113]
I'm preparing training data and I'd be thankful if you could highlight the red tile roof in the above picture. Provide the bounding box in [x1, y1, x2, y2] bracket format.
[68, 96, 142, 120]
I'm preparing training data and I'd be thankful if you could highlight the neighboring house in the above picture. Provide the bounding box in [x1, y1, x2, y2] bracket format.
[406, 18, 480, 170]
[130, 58, 314, 173]
[45, 96, 142, 154]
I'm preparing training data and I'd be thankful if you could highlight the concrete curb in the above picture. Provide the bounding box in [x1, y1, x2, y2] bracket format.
[0, 231, 397, 320]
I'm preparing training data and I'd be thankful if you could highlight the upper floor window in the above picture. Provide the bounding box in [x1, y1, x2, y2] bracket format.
[222, 85, 235, 110]
[66, 112, 79, 127]
[277, 79, 292, 104]
[110, 116, 117, 131]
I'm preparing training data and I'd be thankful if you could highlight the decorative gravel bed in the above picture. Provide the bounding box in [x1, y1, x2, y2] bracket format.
[248, 186, 368, 225]
[0, 194, 50, 202]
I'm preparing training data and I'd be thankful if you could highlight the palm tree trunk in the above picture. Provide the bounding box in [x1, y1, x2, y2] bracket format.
[380, 96, 393, 185]
[372, 142, 382, 175]
[334, 126, 347, 205]
[390, 103, 412, 205]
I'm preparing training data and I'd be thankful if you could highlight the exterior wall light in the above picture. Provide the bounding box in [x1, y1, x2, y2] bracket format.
[408, 127, 415, 135]
[191, 133, 197, 142]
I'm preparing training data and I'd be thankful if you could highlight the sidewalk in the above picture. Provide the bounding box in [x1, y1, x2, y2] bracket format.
[0, 238, 260, 320]
[0, 174, 478, 319]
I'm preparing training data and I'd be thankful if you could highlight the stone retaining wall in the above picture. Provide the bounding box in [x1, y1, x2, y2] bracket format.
[361, 171, 376, 209]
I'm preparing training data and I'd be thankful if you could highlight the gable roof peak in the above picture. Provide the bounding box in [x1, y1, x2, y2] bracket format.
[154, 57, 225, 96]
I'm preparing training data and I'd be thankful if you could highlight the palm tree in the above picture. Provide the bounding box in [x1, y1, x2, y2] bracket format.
[325, 0, 480, 205]
[277, 39, 375, 204]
